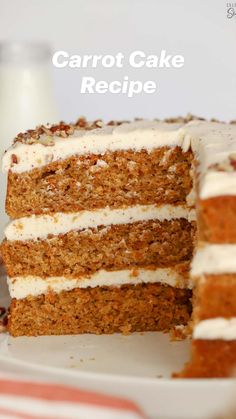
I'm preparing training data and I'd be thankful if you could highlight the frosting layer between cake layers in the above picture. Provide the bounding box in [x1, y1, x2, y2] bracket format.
[5, 204, 196, 241]
[193, 318, 236, 340]
[8, 266, 190, 300]
[191, 244, 236, 277]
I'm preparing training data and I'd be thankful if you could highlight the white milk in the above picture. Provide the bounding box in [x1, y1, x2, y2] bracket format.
[0, 43, 59, 238]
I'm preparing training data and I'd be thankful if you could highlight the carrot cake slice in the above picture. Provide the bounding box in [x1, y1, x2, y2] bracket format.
[2, 116, 236, 379]
[1, 118, 195, 337]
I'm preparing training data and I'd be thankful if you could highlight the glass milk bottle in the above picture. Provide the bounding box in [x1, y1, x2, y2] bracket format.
[0, 42, 59, 238]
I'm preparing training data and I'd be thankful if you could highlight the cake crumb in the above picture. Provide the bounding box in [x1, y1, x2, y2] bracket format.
[170, 323, 192, 341]
[120, 324, 132, 335]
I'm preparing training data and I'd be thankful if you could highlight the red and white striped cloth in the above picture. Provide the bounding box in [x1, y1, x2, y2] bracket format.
[0, 374, 145, 419]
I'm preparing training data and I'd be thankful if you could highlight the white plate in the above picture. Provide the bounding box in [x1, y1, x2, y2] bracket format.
[0, 269, 235, 419]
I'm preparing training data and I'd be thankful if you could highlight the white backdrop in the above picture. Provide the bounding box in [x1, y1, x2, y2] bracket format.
[0, 0, 235, 122]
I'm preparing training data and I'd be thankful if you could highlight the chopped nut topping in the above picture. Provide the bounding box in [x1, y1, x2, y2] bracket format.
[39, 136, 55, 146]
[13, 118, 104, 145]
[210, 153, 236, 172]
[170, 322, 192, 341]
[11, 154, 18, 164]
[107, 120, 124, 126]
[41, 126, 53, 136]
[164, 113, 206, 123]
[229, 154, 236, 170]
[94, 120, 104, 128]
[75, 117, 87, 128]
[12, 114, 233, 147]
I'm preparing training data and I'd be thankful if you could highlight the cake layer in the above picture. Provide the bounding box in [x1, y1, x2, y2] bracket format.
[4, 204, 196, 242]
[198, 196, 236, 243]
[8, 266, 191, 300]
[176, 340, 236, 378]
[7, 283, 192, 337]
[5, 147, 193, 218]
[176, 275, 236, 378]
[2, 219, 195, 278]
[191, 244, 236, 277]
[4, 120, 236, 220]
[193, 274, 236, 320]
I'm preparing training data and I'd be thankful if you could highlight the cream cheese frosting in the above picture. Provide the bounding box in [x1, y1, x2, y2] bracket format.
[193, 318, 236, 340]
[4, 204, 196, 242]
[7, 267, 190, 299]
[179, 120, 236, 199]
[199, 171, 236, 199]
[191, 244, 236, 277]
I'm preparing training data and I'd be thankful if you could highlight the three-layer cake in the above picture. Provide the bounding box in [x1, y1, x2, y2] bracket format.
[2, 117, 236, 378]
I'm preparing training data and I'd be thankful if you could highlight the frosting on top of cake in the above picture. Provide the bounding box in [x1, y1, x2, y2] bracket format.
[2, 118, 236, 201]
[180, 120, 236, 199]
[2, 120, 183, 174]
